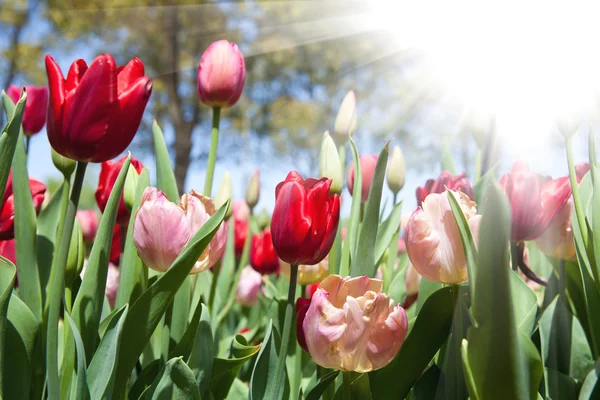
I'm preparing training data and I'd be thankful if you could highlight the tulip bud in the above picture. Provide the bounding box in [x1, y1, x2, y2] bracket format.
[7, 85, 48, 137]
[299, 275, 408, 372]
[333, 90, 357, 142]
[197, 40, 246, 109]
[387, 145, 406, 194]
[51, 148, 76, 178]
[65, 219, 85, 286]
[256, 209, 270, 230]
[556, 114, 580, 139]
[281, 258, 329, 285]
[536, 197, 576, 261]
[235, 265, 263, 307]
[347, 154, 378, 202]
[123, 162, 140, 212]
[245, 169, 260, 209]
[319, 132, 343, 195]
[77, 210, 99, 243]
[215, 170, 233, 220]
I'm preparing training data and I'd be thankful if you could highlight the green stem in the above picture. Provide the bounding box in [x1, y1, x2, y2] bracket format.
[292, 335, 303, 400]
[510, 241, 519, 272]
[566, 136, 588, 245]
[273, 264, 299, 399]
[46, 161, 87, 400]
[208, 262, 221, 312]
[204, 106, 221, 197]
[559, 260, 566, 299]
[343, 370, 352, 400]
[24, 135, 31, 157]
[392, 192, 398, 206]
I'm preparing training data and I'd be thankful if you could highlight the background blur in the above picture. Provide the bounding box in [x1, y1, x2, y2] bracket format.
[1, 0, 593, 213]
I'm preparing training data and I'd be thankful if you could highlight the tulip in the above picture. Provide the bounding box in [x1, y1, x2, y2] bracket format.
[271, 171, 340, 265]
[215, 170, 233, 219]
[232, 199, 250, 221]
[319, 132, 343, 195]
[250, 229, 280, 275]
[405, 191, 481, 284]
[235, 265, 263, 306]
[299, 275, 408, 372]
[65, 219, 85, 286]
[81, 261, 119, 308]
[500, 162, 571, 241]
[387, 145, 406, 194]
[576, 162, 590, 182]
[405, 261, 421, 297]
[76, 210, 99, 243]
[280, 257, 328, 285]
[110, 225, 123, 265]
[536, 195, 576, 260]
[7, 84, 48, 136]
[333, 90, 357, 141]
[347, 154, 378, 202]
[197, 40, 246, 109]
[245, 169, 260, 209]
[0, 239, 16, 265]
[416, 171, 474, 207]
[96, 155, 144, 225]
[0, 172, 46, 240]
[235, 217, 249, 258]
[51, 148, 76, 178]
[133, 187, 228, 273]
[45, 54, 152, 162]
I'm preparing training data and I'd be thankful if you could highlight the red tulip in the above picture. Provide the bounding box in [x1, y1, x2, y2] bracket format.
[346, 154, 378, 202]
[7, 85, 48, 136]
[0, 239, 17, 265]
[197, 40, 246, 108]
[500, 162, 571, 241]
[235, 217, 249, 257]
[270, 171, 340, 265]
[416, 171, 473, 207]
[0, 172, 46, 240]
[250, 229, 279, 275]
[45, 54, 152, 162]
[96, 155, 144, 225]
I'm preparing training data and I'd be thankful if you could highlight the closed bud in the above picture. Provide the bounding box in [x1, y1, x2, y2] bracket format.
[387, 145, 406, 194]
[319, 132, 343, 195]
[333, 90, 357, 142]
[256, 208, 270, 230]
[245, 169, 260, 209]
[123, 161, 140, 212]
[65, 219, 85, 286]
[51, 148, 76, 178]
[556, 114, 580, 139]
[215, 170, 233, 219]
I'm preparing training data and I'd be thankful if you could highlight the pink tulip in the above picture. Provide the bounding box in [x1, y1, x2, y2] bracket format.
[76, 210, 99, 243]
[405, 191, 481, 284]
[235, 265, 263, 307]
[81, 261, 120, 308]
[536, 197, 576, 261]
[7, 84, 48, 136]
[197, 40, 246, 108]
[405, 262, 421, 297]
[133, 187, 227, 273]
[347, 154, 378, 202]
[232, 199, 250, 221]
[300, 275, 408, 372]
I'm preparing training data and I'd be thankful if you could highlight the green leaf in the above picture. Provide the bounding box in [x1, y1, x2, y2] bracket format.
[0, 257, 16, 397]
[0, 90, 26, 208]
[250, 320, 285, 400]
[466, 180, 543, 400]
[374, 201, 403, 265]
[339, 138, 361, 277]
[460, 339, 479, 400]
[145, 357, 201, 400]
[188, 303, 214, 397]
[510, 271, 538, 335]
[579, 360, 600, 399]
[10, 102, 42, 321]
[113, 200, 229, 396]
[215, 219, 236, 313]
[152, 120, 179, 202]
[168, 298, 202, 360]
[86, 305, 128, 399]
[416, 277, 443, 314]
[369, 286, 455, 399]
[443, 287, 471, 400]
[128, 360, 161, 400]
[211, 334, 261, 400]
[441, 137, 456, 174]
[64, 312, 89, 400]
[3, 293, 39, 399]
[115, 167, 150, 309]
[448, 190, 478, 296]
[351, 143, 390, 277]
[304, 370, 339, 400]
[413, 363, 442, 399]
[71, 156, 131, 361]
[225, 378, 249, 400]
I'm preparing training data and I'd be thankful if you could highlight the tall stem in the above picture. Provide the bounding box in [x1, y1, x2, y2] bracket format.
[208, 262, 221, 312]
[46, 161, 87, 400]
[343, 370, 352, 400]
[566, 136, 588, 245]
[510, 241, 519, 272]
[204, 106, 221, 197]
[273, 264, 298, 399]
[24, 135, 31, 157]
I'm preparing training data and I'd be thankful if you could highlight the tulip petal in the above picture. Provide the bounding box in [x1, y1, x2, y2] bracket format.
[117, 57, 145, 93]
[45, 55, 67, 150]
[65, 59, 88, 92]
[271, 181, 311, 263]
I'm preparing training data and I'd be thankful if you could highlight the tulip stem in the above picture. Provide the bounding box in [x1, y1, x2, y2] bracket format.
[204, 106, 221, 197]
[208, 262, 221, 312]
[46, 161, 87, 400]
[273, 263, 298, 399]
[566, 136, 588, 245]
[510, 241, 519, 272]
[343, 370, 352, 400]
[24, 135, 31, 157]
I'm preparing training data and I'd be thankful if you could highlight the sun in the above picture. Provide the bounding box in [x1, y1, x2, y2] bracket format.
[367, 0, 600, 149]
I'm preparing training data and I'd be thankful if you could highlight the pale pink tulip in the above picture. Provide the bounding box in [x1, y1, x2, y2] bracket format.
[133, 187, 228, 273]
[536, 197, 576, 261]
[76, 210, 99, 243]
[81, 261, 120, 308]
[347, 154, 378, 202]
[235, 265, 263, 306]
[301, 275, 408, 372]
[405, 262, 421, 297]
[405, 190, 481, 284]
[197, 40, 246, 108]
[232, 199, 250, 221]
[280, 257, 329, 285]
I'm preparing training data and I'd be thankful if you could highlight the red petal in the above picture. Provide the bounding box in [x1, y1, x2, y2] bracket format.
[117, 58, 145, 93]
[45, 55, 67, 152]
[6, 85, 20, 104]
[65, 59, 88, 92]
